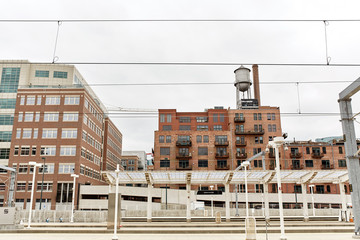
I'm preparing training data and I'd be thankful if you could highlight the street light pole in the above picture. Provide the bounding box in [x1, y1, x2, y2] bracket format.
[39, 157, 46, 210]
[112, 164, 120, 240]
[235, 183, 239, 216]
[241, 161, 250, 218]
[267, 137, 287, 240]
[70, 174, 79, 223]
[27, 162, 40, 229]
[309, 185, 315, 216]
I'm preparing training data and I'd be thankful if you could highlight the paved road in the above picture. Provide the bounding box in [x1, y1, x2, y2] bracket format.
[0, 233, 355, 240]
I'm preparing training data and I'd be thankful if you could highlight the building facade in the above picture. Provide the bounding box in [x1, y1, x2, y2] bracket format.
[0, 61, 123, 209]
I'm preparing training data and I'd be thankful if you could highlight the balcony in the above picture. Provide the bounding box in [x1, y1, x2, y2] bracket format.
[236, 152, 247, 159]
[290, 152, 302, 158]
[311, 152, 324, 159]
[291, 164, 304, 170]
[235, 129, 265, 135]
[176, 153, 192, 159]
[235, 140, 247, 146]
[234, 117, 245, 123]
[215, 152, 229, 158]
[215, 140, 229, 146]
[176, 165, 193, 171]
[321, 164, 334, 170]
[215, 165, 230, 170]
[176, 140, 192, 147]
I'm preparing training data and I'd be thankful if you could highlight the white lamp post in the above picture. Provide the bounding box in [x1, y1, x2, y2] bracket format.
[70, 174, 79, 223]
[241, 161, 250, 217]
[112, 164, 120, 240]
[27, 161, 41, 229]
[267, 137, 287, 240]
[309, 184, 315, 216]
[210, 185, 214, 218]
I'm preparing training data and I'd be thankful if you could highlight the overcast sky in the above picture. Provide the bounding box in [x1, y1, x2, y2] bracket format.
[2, 0, 360, 153]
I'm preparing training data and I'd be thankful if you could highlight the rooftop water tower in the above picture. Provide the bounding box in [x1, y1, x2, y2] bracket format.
[234, 65, 252, 109]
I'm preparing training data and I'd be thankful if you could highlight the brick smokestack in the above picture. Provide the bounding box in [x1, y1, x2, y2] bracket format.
[252, 64, 261, 106]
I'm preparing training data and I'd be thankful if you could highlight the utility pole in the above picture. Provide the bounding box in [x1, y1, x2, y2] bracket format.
[338, 77, 360, 236]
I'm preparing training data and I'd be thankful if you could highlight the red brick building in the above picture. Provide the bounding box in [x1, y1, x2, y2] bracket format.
[6, 87, 122, 210]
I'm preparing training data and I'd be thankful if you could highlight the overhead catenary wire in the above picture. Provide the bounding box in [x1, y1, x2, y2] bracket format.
[1, 19, 360, 22]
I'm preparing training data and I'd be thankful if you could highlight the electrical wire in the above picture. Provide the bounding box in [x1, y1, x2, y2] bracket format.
[1, 19, 360, 22]
[5, 61, 360, 67]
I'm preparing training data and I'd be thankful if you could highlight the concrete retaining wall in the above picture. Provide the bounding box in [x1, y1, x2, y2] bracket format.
[15, 207, 342, 223]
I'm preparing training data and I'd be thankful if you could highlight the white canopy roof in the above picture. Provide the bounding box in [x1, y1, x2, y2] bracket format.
[102, 170, 348, 185]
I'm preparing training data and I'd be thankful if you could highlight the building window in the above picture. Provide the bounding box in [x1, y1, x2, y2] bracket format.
[213, 114, 218, 122]
[40, 146, 56, 156]
[159, 135, 164, 143]
[198, 147, 208, 155]
[179, 125, 191, 131]
[254, 160, 263, 168]
[322, 147, 327, 154]
[16, 183, 26, 191]
[18, 112, 23, 122]
[37, 96, 41, 105]
[45, 96, 60, 105]
[339, 146, 343, 154]
[64, 96, 80, 105]
[219, 114, 225, 122]
[160, 114, 165, 122]
[160, 147, 170, 155]
[258, 113, 262, 120]
[22, 129, 32, 139]
[18, 165, 28, 173]
[162, 125, 172, 131]
[197, 125, 208, 131]
[203, 135, 209, 143]
[20, 96, 25, 105]
[63, 112, 79, 122]
[214, 125, 222, 131]
[306, 147, 310, 154]
[167, 114, 172, 122]
[0, 131, 11, 142]
[44, 112, 59, 122]
[179, 117, 190, 123]
[60, 146, 76, 156]
[196, 117, 208, 123]
[26, 96, 35, 105]
[58, 164, 75, 174]
[0, 99, 16, 109]
[20, 147, 30, 156]
[338, 159, 347, 167]
[0, 148, 10, 159]
[166, 135, 171, 143]
[316, 185, 325, 194]
[36, 182, 53, 191]
[35, 70, 49, 77]
[254, 113, 257, 120]
[24, 112, 33, 122]
[198, 160, 208, 167]
[61, 129, 77, 139]
[53, 71, 68, 79]
[31, 147, 36, 155]
[272, 113, 275, 120]
[0, 68, 20, 93]
[42, 129, 57, 139]
[256, 184, 264, 193]
[272, 124, 276, 132]
[14, 146, 19, 156]
[33, 129, 38, 139]
[34, 112, 40, 122]
[267, 113, 271, 120]
[160, 159, 170, 168]
[56, 183, 73, 203]
[196, 135, 202, 143]
[0, 114, 14, 125]
[305, 160, 313, 167]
